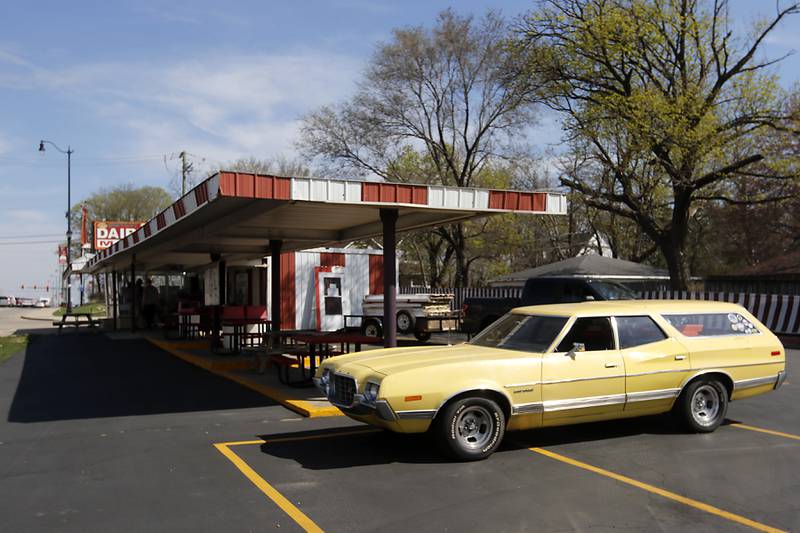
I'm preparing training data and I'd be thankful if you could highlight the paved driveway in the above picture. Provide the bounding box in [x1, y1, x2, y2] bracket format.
[0, 333, 797, 532]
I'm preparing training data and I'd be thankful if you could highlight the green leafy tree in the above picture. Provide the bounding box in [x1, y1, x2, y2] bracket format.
[299, 9, 541, 286]
[70, 183, 173, 253]
[518, 0, 799, 289]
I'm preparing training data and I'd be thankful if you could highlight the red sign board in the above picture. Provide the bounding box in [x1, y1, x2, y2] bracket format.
[94, 221, 145, 250]
[57, 245, 67, 265]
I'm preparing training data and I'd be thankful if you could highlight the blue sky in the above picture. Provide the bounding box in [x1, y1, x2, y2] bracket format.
[1, 0, 799, 297]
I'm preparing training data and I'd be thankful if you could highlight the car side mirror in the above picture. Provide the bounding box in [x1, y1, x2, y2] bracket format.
[566, 342, 586, 359]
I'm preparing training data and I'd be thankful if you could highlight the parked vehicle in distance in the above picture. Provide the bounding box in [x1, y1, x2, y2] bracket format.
[0, 295, 16, 307]
[353, 293, 460, 341]
[16, 297, 36, 307]
[316, 300, 786, 461]
[35, 297, 51, 308]
[461, 277, 638, 335]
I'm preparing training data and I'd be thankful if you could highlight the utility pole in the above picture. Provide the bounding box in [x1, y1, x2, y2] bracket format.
[179, 151, 193, 196]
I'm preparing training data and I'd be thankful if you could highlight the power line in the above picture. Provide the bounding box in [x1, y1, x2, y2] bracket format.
[0, 240, 62, 245]
[0, 233, 63, 239]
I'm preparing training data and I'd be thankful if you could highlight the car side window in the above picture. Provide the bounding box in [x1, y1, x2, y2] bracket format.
[556, 317, 615, 351]
[615, 316, 667, 349]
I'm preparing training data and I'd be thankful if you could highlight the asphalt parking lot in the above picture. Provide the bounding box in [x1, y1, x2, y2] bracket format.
[0, 333, 797, 532]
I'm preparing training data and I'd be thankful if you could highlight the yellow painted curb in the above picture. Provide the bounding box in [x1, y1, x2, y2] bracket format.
[146, 337, 342, 418]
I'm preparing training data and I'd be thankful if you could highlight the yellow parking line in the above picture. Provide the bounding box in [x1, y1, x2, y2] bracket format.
[530, 447, 786, 533]
[214, 442, 323, 532]
[730, 423, 800, 442]
[214, 429, 380, 532]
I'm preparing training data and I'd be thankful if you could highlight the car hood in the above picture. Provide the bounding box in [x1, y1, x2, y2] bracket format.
[331, 343, 526, 375]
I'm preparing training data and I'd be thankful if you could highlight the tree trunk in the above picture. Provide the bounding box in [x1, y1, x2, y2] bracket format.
[451, 223, 470, 287]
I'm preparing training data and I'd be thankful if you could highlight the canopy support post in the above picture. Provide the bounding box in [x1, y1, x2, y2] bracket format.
[112, 270, 118, 331]
[270, 240, 283, 333]
[380, 208, 398, 348]
[130, 255, 137, 332]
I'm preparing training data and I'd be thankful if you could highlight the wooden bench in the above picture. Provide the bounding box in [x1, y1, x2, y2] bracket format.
[53, 312, 98, 333]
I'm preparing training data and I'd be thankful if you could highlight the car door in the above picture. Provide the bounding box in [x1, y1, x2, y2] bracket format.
[615, 315, 691, 414]
[542, 316, 625, 425]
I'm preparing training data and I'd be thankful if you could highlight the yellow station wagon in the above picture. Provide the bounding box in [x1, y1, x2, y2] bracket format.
[315, 300, 786, 460]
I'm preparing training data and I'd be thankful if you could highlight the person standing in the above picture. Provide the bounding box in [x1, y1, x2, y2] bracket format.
[142, 279, 159, 329]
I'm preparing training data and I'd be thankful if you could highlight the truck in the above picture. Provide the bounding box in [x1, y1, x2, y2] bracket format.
[349, 293, 461, 341]
[461, 277, 637, 335]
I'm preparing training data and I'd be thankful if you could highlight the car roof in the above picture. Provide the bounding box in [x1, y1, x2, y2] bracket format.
[512, 299, 746, 317]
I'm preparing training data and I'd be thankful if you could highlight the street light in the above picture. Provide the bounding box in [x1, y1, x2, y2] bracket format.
[39, 140, 74, 313]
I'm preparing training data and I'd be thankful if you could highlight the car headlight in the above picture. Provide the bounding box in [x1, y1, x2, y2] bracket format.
[363, 381, 380, 404]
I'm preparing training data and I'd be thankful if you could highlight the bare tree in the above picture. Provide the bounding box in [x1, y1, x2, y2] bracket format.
[298, 9, 541, 286]
[518, 0, 799, 289]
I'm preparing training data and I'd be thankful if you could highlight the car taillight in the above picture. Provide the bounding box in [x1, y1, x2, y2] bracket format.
[771, 350, 781, 356]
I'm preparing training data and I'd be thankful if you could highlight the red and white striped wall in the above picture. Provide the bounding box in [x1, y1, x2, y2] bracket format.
[267, 247, 388, 330]
[217, 172, 566, 213]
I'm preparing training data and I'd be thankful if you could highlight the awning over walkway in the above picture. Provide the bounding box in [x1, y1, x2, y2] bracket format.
[89, 171, 567, 346]
[87, 172, 566, 274]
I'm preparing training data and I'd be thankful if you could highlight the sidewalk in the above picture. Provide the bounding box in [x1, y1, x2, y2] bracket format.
[145, 337, 341, 418]
[1, 307, 57, 336]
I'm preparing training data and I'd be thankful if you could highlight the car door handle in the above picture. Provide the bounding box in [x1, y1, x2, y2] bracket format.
[675, 355, 686, 361]
[604, 362, 619, 368]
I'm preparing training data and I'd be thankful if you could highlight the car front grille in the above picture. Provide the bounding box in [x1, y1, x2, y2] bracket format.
[333, 375, 356, 406]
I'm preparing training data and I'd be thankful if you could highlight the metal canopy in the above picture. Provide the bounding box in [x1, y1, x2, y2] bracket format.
[87, 172, 567, 274]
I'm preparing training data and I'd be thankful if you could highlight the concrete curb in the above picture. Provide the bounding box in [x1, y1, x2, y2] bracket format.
[20, 315, 54, 322]
[146, 338, 342, 418]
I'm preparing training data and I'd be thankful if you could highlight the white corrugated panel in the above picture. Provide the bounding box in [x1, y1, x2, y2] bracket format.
[444, 188, 460, 208]
[475, 189, 489, 209]
[207, 174, 220, 200]
[428, 186, 445, 208]
[459, 189, 476, 209]
[292, 178, 311, 201]
[295, 251, 321, 329]
[345, 181, 362, 202]
[547, 193, 568, 214]
[310, 179, 329, 201]
[347, 254, 370, 317]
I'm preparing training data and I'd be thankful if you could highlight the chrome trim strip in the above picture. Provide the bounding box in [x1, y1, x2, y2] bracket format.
[396, 409, 437, 420]
[511, 402, 544, 415]
[504, 381, 540, 388]
[626, 388, 680, 402]
[543, 393, 627, 412]
[733, 375, 780, 390]
[627, 361, 783, 378]
[542, 374, 625, 385]
[626, 368, 690, 378]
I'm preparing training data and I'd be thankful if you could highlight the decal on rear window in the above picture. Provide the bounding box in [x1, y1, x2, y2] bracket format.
[662, 313, 759, 337]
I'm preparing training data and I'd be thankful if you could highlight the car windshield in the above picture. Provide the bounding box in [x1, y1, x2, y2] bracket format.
[587, 281, 637, 300]
[470, 313, 568, 352]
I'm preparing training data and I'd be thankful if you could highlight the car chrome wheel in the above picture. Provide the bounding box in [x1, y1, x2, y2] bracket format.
[690, 384, 720, 427]
[455, 405, 494, 450]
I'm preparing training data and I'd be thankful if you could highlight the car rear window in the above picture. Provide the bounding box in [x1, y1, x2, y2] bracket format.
[615, 316, 667, 349]
[661, 313, 759, 337]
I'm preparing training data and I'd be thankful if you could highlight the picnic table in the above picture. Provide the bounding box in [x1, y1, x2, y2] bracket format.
[219, 317, 271, 354]
[53, 312, 98, 333]
[290, 332, 382, 380]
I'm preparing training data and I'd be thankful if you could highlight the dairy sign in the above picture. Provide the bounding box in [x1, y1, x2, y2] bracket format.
[94, 221, 145, 250]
